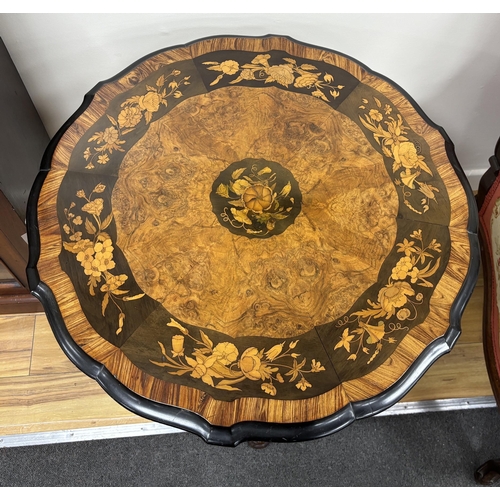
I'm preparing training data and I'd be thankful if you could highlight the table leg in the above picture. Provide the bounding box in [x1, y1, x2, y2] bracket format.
[475, 459, 500, 485]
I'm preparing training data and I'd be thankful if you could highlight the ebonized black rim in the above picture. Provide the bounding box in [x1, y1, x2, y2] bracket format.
[26, 34, 480, 447]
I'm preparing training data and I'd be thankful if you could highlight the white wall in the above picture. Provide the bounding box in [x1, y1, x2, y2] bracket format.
[1, 13, 499, 188]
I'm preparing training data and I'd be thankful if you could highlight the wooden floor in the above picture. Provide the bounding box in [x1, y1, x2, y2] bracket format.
[0, 267, 494, 438]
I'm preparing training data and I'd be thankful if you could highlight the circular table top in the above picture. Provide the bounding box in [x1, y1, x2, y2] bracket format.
[28, 35, 479, 446]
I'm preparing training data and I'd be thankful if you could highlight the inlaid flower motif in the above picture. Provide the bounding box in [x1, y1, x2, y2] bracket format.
[102, 127, 119, 146]
[100, 274, 128, 293]
[397, 238, 416, 256]
[311, 359, 326, 373]
[239, 347, 264, 381]
[334, 328, 355, 352]
[408, 267, 420, 283]
[363, 321, 387, 344]
[69, 231, 82, 242]
[369, 109, 383, 122]
[418, 182, 439, 201]
[265, 342, 284, 362]
[88, 256, 103, 278]
[336, 230, 442, 364]
[394, 142, 421, 169]
[243, 184, 273, 212]
[138, 91, 162, 113]
[391, 256, 413, 280]
[294, 73, 320, 88]
[240, 68, 256, 80]
[72, 238, 93, 254]
[378, 281, 415, 318]
[97, 154, 109, 165]
[93, 239, 115, 272]
[77, 246, 96, 275]
[171, 335, 185, 358]
[252, 54, 271, 65]
[219, 60, 239, 75]
[213, 160, 300, 238]
[186, 354, 217, 386]
[400, 170, 419, 189]
[82, 198, 104, 216]
[212, 342, 239, 366]
[84, 69, 189, 168]
[267, 64, 295, 87]
[118, 106, 143, 128]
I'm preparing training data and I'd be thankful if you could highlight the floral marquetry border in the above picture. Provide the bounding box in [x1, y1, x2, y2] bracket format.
[333, 230, 442, 365]
[83, 71, 191, 170]
[29, 35, 477, 440]
[151, 318, 325, 397]
[61, 183, 145, 334]
[358, 97, 439, 215]
[203, 53, 346, 102]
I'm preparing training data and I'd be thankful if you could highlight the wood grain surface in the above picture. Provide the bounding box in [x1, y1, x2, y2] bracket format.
[112, 86, 398, 338]
[33, 36, 475, 427]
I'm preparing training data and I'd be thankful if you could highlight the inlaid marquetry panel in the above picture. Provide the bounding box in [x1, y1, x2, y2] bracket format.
[31, 35, 476, 431]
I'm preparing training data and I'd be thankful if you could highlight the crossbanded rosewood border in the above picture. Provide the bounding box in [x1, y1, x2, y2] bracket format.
[35, 35, 474, 427]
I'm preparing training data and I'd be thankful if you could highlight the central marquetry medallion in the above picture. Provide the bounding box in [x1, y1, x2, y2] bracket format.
[210, 158, 302, 238]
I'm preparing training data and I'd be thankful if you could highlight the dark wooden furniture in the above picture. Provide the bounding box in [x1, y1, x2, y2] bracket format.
[475, 137, 500, 485]
[0, 37, 48, 313]
[0, 191, 44, 313]
[27, 35, 479, 446]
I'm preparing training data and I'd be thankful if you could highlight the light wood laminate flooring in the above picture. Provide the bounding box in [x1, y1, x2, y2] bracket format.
[0, 269, 493, 438]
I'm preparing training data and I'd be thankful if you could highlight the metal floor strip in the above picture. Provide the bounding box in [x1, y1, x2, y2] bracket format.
[0, 422, 183, 448]
[377, 396, 497, 416]
[0, 397, 497, 448]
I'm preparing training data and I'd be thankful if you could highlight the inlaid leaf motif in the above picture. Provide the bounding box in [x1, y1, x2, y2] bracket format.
[300, 64, 317, 70]
[258, 166, 272, 175]
[101, 292, 109, 316]
[101, 213, 114, 231]
[216, 183, 230, 198]
[231, 167, 247, 179]
[123, 293, 146, 301]
[200, 330, 213, 349]
[85, 218, 97, 235]
[279, 182, 291, 197]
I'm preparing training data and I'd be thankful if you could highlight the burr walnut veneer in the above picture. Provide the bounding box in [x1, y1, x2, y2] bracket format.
[27, 35, 479, 445]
